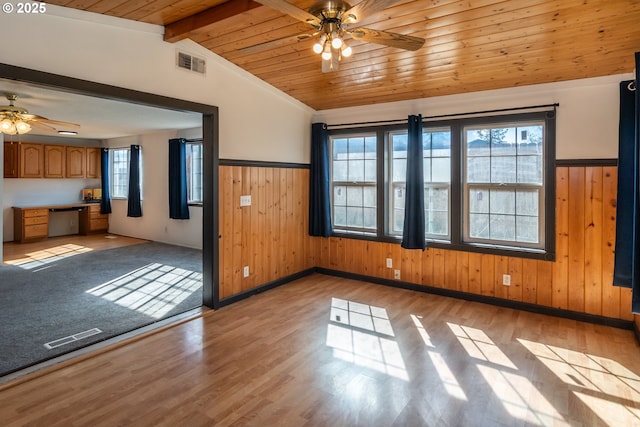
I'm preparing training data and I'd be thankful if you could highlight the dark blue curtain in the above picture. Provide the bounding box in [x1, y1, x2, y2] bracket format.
[127, 144, 142, 218]
[401, 114, 426, 250]
[100, 148, 112, 215]
[613, 52, 640, 313]
[168, 138, 190, 219]
[309, 122, 332, 237]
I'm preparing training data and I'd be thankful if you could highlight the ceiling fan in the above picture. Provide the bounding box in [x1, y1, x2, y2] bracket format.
[0, 94, 80, 135]
[251, 0, 425, 72]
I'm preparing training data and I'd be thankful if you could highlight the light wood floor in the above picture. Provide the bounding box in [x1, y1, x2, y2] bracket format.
[1, 274, 639, 426]
[2, 233, 148, 265]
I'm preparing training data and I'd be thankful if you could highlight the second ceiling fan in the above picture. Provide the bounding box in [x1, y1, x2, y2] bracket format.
[252, 0, 425, 72]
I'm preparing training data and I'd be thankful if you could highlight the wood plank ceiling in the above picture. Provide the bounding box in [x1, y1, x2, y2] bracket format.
[48, 0, 640, 111]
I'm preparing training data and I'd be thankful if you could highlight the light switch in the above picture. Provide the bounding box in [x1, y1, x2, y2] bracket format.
[240, 195, 251, 207]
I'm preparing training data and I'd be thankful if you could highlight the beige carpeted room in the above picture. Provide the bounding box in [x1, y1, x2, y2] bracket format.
[1, 1, 640, 426]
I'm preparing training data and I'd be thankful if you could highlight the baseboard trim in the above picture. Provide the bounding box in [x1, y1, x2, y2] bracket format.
[217, 268, 315, 308]
[315, 267, 634, 330]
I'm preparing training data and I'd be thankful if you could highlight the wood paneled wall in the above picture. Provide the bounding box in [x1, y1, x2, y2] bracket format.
[311, 166, 633, 321]
[218, 165, 312, 299]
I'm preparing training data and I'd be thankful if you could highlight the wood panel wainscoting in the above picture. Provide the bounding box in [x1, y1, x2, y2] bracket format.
[311, 165, 633, 323]
[218, 163, 313, 300]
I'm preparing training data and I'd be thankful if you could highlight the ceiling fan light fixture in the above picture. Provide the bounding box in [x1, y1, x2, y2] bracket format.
[1, 117, 18, 135]
[331, 33, 343, 49]
[15, 120, 31, 134]
[342, 43, 352, 57]
[321, 43, 332, 60]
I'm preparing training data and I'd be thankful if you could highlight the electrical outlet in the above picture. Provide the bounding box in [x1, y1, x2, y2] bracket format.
[394, 269, 401, 280]
[386, 258, 393, 268]
[240, 195, 252, 207]
[502, 274, 511, 286]
[243, 266, 249, 277]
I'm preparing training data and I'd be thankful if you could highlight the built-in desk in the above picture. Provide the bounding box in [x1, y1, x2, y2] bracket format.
[13, 203, 109, 243]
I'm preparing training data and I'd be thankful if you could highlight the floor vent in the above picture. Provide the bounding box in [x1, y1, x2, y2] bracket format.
[44, 328, 103, 349]
[177, 51, 206, 74]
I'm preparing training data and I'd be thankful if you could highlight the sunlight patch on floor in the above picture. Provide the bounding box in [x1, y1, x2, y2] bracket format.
[477, 365, 568, 426]
[86, 263, 201, 319]
[326, 298, 408, 381]
[5, 244, 93, 270]
[519, 338, 640, 425]
[448, 322, 517, 369]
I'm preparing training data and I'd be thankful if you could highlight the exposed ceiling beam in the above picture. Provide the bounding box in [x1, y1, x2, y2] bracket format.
[164, 0, 262, 43]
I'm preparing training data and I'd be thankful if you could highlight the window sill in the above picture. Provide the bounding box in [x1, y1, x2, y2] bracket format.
[328, 232, 554, 261]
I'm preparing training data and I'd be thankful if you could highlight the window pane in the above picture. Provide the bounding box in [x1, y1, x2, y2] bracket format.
[490, 214, 516, 241]
[393, 158, 406, 182]
[347, 207, 363, 228]
[431, 158, 450, 183]
[470, 213, 490, 239]
[517, 125, 543, 154]
[491, 156, 517, 183]
[517, 155, 542, 184]
[467, 129, 491, 156]
[431, 131, 450, 157]
[491, 127, 516, 156]
[516, 190, 539, 216]
[489, 189, 516, 215]
[334, 206, 347, 227]
[333, 160, 348, 182]
[428, 211, 449, 236]
[469, 189, 489, 213]
[348, 159, 365, 181]
[467, 157, 490, 183]
[334, 185, 346, 206]
[363, 187, 376, 207]
[111, 148, 129, 198]
[346, 186, 362, 206]
[516, 216, 539, 243]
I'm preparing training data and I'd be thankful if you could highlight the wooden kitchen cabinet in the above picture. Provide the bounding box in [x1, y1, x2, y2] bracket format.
[3, 141, 19, 178]
[13, 207, 49, 242]
[79, 204, 109, 234]
[19, 143, 44, 178]
[44, 145, 66, 178]
[66, 146, 86, 178]
[85, 147, 101, 179]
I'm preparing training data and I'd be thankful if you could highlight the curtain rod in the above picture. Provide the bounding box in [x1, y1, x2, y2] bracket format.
[326, 103, 560, 128]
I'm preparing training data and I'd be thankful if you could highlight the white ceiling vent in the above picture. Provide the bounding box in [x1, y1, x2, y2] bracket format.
[176, 51, 206, 75]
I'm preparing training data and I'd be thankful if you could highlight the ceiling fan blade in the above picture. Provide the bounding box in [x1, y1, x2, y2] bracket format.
[253, 0, 320, 26]
[343, 0, 403, 24]
[28, 121, 59, 132]
[348, 27, 425, 51]
[238, 32, 318, 55]
[23, 114, 80, 129]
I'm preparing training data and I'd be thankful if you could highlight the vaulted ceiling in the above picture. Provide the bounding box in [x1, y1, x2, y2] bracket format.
[48, 0, 640, 111]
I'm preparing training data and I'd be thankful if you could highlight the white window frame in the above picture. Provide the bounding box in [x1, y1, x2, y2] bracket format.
[463, 120, 545, 249]
[110, 148, 129, 199]
[186, 141, 203, 204]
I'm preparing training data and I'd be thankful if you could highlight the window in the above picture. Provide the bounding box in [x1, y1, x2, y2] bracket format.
[464, 122, 544, 248]
[110, 147, 143, 200]
[389, 128, 451, 240]
[111, 148, 129, 199]
[327, 111, 555, 259]
[186, 141, 203, 204]
[330, 134, 377, 235]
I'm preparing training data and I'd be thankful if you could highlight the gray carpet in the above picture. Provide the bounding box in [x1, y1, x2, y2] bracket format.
[0, 241, 202, 376]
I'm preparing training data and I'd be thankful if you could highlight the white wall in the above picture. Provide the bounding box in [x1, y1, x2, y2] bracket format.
[314, 74, 633, 160]
[0, 5, 313, 248]
[0, 6, 314, 164]
[104, 131, 203, 249]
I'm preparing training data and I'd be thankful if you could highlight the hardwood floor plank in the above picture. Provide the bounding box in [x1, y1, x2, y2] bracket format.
[1, 274, 639, 426]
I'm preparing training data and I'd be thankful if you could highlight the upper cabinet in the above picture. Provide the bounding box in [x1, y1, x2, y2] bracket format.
[19, 143, 44, 178]
[44, 145, 66, 178]
[3, 141, 19, 178]
[3, 142, 101, 179]
[85, 147, 101, 179]
[66, 146, 86, 178]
